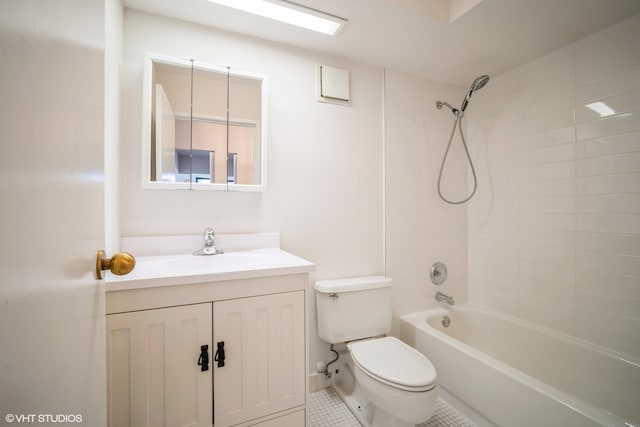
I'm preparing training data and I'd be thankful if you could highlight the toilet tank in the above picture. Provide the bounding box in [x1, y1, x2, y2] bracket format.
[314, 276, 392, 344]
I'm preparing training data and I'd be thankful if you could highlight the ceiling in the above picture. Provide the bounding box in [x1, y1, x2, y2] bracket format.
[122, 0, 640, 87]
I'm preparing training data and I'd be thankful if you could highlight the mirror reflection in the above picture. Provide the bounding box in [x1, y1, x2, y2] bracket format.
[143, 53, 266, 191]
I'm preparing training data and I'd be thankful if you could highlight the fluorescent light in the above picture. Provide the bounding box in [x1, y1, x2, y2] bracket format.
[585, 101, 615, 117]
[208, 0, 346, 35]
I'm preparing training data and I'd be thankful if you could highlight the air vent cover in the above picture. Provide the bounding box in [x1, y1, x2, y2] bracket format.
[318, 65, 350, 105]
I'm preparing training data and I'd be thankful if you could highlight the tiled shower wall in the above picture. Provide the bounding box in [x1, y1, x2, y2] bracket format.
[385, 70, 468, 332]
[467, 14, 640, 359]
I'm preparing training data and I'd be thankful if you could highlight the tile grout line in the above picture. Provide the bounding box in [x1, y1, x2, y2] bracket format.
[308, 388, 475, 427]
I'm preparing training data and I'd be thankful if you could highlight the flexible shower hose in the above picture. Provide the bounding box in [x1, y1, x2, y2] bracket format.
[437, 115, 478, 204]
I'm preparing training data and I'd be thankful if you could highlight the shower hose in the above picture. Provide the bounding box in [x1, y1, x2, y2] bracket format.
[437, 114, 478, 205]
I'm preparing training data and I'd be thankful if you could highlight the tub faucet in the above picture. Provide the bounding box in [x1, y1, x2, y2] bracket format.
[194, 227, 223, 256]
[435, 291, 455, 306]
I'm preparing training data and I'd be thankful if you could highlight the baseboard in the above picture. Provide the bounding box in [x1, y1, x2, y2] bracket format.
[308, 372, 332, 393]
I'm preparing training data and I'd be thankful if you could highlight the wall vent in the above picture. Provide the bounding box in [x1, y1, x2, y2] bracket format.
[318, 65, 351, 106]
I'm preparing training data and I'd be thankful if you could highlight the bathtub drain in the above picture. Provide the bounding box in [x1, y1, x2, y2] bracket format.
[442, 316, 451, 328]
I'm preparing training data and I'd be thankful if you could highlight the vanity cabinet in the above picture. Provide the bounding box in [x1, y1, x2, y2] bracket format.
[106, 274, 308, 427]
[213, 292, 305, 427]
[107, 303, 213, 427]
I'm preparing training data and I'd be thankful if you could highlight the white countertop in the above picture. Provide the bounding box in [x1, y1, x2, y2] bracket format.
[105, 233, 315, 292]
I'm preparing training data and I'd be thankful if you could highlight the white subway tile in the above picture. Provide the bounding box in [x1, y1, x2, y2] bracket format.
[474, 262, 519, 292]
[519, 228, 575, 248]
[576, 88, 640, 123]
[520, 212, 576, 231]
[519, 90, 575, 134]
[471, 176, 519, 213]
[472, 286, 520, 316]
[513, 143, 575, 167]
[576, 231, 640, 256]
[467, 12, 640, 359]
[577, 194, 640, 215]
[520, 177, 576, 197]
[577, 152, 640, 176]
[518, 161, 575, 182]
[576, 269, 640, 319]
[519, 195, 576, 214]
[577, 214, 640, 235]
[577, 249, 640, 276]
[575, 306, 640, 359]
[520, 258, 576, 284]
[577, 173, 640, 195]
[519, 243, 575, 266]
[576, 68, 640, 104]
[518, 292, 576, 336]
[516, 128, 575, 151]
[519, 264, 576, 302]
[470, 211, 519, 242]
[576, 131, 640, 159]
[518, 127, 576, 154]
[577, 109, 640, 140]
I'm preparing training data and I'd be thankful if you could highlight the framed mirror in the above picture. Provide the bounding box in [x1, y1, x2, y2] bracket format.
[142, 53, 267, 191]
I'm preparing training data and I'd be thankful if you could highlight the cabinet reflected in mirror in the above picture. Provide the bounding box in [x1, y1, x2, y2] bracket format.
[142, 53, 267, 191]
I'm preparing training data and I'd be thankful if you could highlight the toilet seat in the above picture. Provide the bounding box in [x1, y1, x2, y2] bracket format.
[348, 336, 437, 392]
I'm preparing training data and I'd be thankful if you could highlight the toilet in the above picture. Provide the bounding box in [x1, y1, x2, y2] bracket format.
[315, 276, 437, 427]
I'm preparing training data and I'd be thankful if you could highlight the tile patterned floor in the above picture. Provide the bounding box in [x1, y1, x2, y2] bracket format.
[308, 387, 361, 427]
[308, 387, 475, 427]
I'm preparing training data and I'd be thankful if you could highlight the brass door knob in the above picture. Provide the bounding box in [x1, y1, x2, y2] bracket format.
[96, 250, 136, 279]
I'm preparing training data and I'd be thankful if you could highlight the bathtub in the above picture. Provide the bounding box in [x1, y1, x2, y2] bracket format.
[399, 304, 640, 427]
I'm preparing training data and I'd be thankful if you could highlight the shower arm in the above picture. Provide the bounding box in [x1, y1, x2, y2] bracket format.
[436, 100, 459, 117]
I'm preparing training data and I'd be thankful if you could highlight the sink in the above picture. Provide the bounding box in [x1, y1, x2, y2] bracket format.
[105, 234, 315, 292]
[158, 253, 263, 272]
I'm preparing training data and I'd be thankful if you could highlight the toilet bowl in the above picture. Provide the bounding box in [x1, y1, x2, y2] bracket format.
[314, 276, 439, 426]
[348, 336, 437, 427]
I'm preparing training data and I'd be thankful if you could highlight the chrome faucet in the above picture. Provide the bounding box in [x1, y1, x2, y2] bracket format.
[435, 291, 455, 306]
[194, 228, 223, 256]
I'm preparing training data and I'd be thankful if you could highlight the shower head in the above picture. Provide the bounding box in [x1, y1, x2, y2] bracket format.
[459, 74, 489, 115]
[471, 74, 490, 91]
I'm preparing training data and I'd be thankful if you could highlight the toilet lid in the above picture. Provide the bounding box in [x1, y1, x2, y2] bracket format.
[348, 337, 437, 390]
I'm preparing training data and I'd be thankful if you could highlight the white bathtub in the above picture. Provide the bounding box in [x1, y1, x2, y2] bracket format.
[399, 304, 640, 427]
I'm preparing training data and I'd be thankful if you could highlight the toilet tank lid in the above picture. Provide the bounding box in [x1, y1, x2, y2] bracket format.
[314, 276, 392, 293]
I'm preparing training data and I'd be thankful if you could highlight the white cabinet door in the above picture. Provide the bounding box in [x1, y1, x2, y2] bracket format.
[213, 292, 305, 427]
[107, 303, 213, 427]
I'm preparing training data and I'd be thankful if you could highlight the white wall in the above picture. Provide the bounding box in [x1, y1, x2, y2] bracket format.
[467, 13, 640, 359]
[120, 8, 640, 378]
[120, 10, 384, 372]
[384, 69, 469, 334]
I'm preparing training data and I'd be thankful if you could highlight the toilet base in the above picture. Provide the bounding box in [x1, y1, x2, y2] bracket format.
[371, 407, 414, 427]
[334, 380, 419, 427]
[333, 364, 376, 427]
[333, 363, 428, 427]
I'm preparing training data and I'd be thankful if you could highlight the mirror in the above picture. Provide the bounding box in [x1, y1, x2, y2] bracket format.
[142, 53, 267, 191]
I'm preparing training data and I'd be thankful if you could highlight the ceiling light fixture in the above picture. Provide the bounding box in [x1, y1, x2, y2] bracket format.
[207, 0, 347, 36]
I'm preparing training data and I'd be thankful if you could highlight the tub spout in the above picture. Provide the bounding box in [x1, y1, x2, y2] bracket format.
[435, 291, 455, 306]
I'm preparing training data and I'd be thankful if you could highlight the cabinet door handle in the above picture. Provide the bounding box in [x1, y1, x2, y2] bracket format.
[197, 345, 209, 371]
[214, 341, 225, 367]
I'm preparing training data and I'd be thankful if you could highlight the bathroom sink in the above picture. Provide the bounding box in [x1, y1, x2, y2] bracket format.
[159, 252, 263, 272]
[104, 233, 315, 291]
